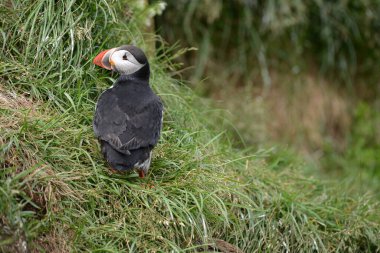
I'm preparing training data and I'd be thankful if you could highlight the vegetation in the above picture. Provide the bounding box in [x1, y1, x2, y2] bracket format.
[321, 102, 380, 193]
[158, 0, 380, 85]
[0, 0, 379, 252]
[157, 0, 380, 191]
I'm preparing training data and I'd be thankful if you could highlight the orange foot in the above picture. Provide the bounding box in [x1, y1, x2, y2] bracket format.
[109, 167, 119, 174]
[144, 183, 154, 189]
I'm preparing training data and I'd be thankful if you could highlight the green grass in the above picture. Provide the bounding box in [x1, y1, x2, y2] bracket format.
[158, 0, 380, 86]
[0, 1, 379, 252]
[320, 102, 380, 195]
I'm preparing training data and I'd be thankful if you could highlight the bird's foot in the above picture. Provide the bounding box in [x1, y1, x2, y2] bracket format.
[144, 183, 154, 189]
[108, 167, 119, 174]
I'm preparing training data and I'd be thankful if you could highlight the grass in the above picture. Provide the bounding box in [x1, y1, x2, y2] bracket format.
[157, 0, 380, 86]
[0, 0, 379, 252]
[157, 0, 380, 204]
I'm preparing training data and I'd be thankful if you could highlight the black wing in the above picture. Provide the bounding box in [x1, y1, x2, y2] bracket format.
[93, 89, 163, 154]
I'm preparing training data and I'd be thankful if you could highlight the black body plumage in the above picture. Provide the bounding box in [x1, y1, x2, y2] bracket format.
[93, 49, 163, 173]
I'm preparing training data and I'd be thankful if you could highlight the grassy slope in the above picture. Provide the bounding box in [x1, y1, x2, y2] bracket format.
[0, 1, 379, 252]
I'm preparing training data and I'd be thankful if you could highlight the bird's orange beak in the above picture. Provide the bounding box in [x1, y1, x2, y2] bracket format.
[93, 48, 115, 70]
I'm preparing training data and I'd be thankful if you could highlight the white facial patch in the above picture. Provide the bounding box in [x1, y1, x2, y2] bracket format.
[110, 50, 145, 75]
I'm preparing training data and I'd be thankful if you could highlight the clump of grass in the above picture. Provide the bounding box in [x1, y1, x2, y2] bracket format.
[0, 0, 379, 252]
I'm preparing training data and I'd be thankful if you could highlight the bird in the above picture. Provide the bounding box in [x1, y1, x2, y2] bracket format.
[92, 45, 163, 178]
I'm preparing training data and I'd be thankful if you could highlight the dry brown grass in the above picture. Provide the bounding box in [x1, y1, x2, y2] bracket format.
[210, 70, 352, 154]
[267, 72, 351, 153]
[31, 227, 74, 253]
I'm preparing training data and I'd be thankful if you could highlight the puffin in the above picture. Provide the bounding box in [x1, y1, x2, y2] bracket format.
[92, 45, 163, 178]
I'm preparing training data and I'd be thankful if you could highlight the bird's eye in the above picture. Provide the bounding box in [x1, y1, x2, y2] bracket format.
[123, 54, 128, 60]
